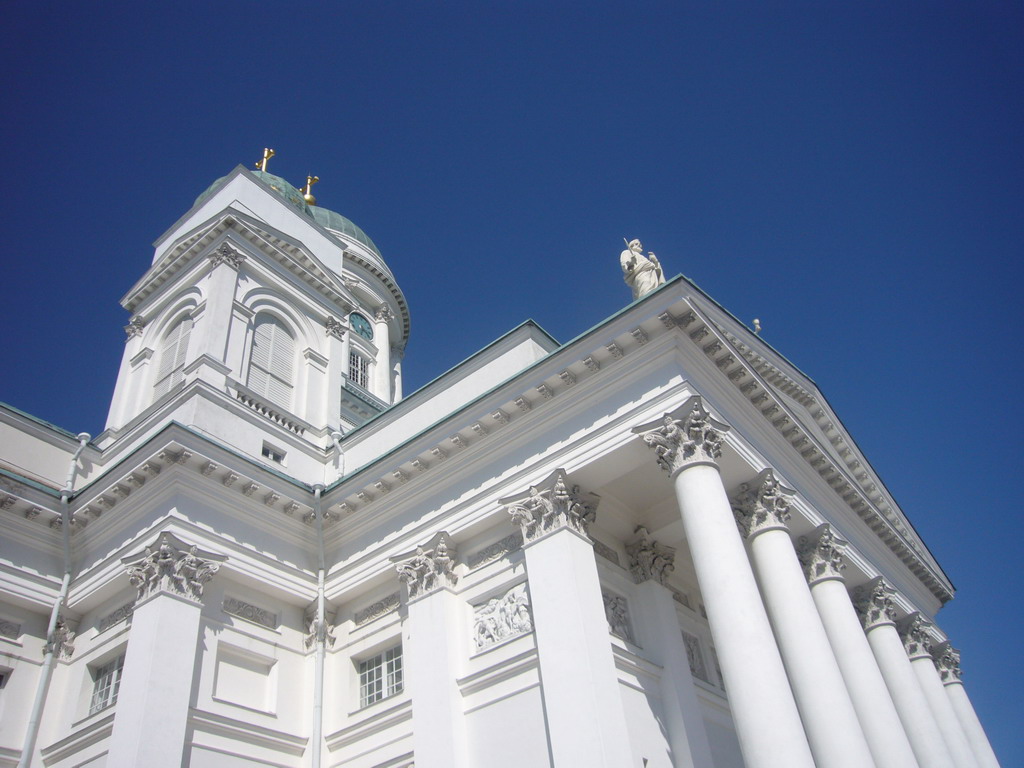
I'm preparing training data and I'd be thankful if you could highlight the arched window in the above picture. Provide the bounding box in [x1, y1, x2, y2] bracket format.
[153, 315, 193, 399]
[248, 314, 295, 407]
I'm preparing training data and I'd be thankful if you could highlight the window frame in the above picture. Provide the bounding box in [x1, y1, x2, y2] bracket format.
[357, 644, 403, 709]
[348, 351, 371, 390]
[88, 653, 126, 715]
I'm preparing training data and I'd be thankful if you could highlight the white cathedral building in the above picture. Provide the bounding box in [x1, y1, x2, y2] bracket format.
[0, 159, 1001, 768]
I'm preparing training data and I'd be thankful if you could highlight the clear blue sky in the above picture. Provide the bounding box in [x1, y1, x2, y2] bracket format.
[3, 2, 1021, 762]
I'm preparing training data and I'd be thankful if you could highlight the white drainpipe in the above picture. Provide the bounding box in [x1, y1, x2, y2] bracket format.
[19, 432, 90, 768]
[311, 484, 326, 768]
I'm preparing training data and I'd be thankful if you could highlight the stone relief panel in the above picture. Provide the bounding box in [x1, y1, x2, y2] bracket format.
[682, 630, 709, 683]
[97, 603, 134, 633]
[602, 590, 634, 644]
[223, 597, 278, 629]
[473, 583, 533, 651]
[592, 539, 620, 567]
[354, 593, 400, 626]
[468, 533, 522, 570]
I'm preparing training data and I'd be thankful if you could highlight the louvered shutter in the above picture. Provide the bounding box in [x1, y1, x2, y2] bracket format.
[248, 315, 294, 407]
[153, 316, 193, 399]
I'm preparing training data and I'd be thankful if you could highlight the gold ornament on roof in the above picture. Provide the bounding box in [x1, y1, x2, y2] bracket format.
[255, 148, 276, 172]
[301, 175, 320, 205]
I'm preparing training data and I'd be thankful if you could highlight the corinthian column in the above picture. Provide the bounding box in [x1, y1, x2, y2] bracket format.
[797, 526, 920, 768]
[107, 533, 225, 768]
[899, 616, 979, 768]
[733, 473, 876, 768]
[855, 581, 955, 768]
[634, 398, 815, 768]
[501, 470, 633, 768]
[932, 644, 1001, 768]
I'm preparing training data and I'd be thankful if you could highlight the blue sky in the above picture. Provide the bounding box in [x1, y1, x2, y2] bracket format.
[3, 2, 1021, 762]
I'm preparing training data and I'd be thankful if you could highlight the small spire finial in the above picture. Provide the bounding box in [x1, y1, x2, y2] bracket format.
[301, 174, 320, 205]
[255, 148, 276, 173]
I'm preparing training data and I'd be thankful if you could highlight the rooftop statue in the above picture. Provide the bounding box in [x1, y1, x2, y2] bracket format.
[620, 238, 664, 300]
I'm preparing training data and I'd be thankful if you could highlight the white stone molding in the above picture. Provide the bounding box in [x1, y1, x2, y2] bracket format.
[353, 593, 400, 626]
[731, 468, 794, 538]
[854, 578, 898, 630]
[798, 523, 848, 585]
[97, 602, 134, 633]
[325, 316, 346, 339]
[123, 315, 146, 340]
[897, 613, 934, 661]
[602, 591, 634, 643]
[932, 642, 962, 685]
[592, 538, 621, 566]
[393, 532, 458, 600]
[122, 532, 225, 604]
[223, 597, 278, 629]
[473, 583, 533, 651]
[633, 396, 729, 477]
[625, 526, 676, 585]
[502, 469, 599, 543]
[45, 617, 76, 659]
[208, 241, 246, 269]
[467, 532, 523, 569]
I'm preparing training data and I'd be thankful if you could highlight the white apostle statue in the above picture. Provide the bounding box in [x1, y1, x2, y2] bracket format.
[620, 238, 665, 300]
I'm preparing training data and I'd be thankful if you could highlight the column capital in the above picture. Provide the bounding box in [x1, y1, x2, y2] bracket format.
[207, 241, 246, 269]
[375, 304, 394, 322]
[625, 526, 676, 585]
[931, 641, 963, 685]
[633, 396, 730, 477]
[392, 531, 458, 600]
[501, 469, 599, 543]
[122, 532, 225, 605]
[853, 578, 898, 630]
[731, 469, 793, 539]
[325, 316, 346, 340]
[797, 524, 848, 585]
[897, 613, 934, 661]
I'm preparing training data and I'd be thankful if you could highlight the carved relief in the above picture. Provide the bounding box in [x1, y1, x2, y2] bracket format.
[592, 539, 621, 567]
[897, 613, 934, 660]
[468, 533, 523, 569]
[626, 526, 676, 585]
[208, 241, 246, 269]
[853, 578, 897, 630]
[634, 398, 729, 476]
[501, 469, 599, 543]
[223, 597, 278, 629]
[354, 593, 400, 626]
[45, 617, 75, 659]
[682, 630, 709, 682]
[375, 305, 394, 322]
[797, 524, 848, 585]
[325, 317, 346, 339]
[123, 316, 146, 339]
[97, 603, 134, 633]
[122, 533, 224, 603]
[473, 583, 533, 651]
[394, 533, 458, 600]
[304, 609, 337, 649]
[931, 642, 963, 684]
[603, 591, 634, 643]
[0, 619, 21, 640]
[731, 469, 793, 539]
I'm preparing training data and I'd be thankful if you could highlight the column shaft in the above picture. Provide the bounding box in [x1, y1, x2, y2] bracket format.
[944, 683, 1001, 768]
[810, 578, 920, 768]
[910, 656, 978, 768]
[672, 464, 814, 768]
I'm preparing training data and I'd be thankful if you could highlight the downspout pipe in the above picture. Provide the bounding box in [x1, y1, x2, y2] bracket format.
[19, 432, 90, 768]
[311, 484, 326, 768]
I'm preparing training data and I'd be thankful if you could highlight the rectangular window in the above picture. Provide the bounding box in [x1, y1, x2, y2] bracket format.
[349, 352, 370, 389]
[261, 443, 286, 463]
[89, 654, 125, 714]
[358, 644, 402, 708]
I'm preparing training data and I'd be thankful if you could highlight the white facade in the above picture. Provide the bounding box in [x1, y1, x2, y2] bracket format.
[0, 165, 1000, 768]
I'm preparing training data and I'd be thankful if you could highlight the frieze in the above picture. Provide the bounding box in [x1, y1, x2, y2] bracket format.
[473, 583, 533, 651]
[223, 597, 278, 629]
[97, 603, 134, 633]
[468, 533, 523, 569]
[592, 539, 621, 567]
[354, 593, 401, 626]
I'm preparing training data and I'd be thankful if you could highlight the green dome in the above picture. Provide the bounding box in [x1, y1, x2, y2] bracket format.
[194, 170, 311, 214]
[309, 206, 381, 258]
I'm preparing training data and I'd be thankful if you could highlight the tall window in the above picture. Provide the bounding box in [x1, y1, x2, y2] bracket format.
[358, 644, 402, 708]
[248, 315, 295, 407]
[153, 316, 193, 399]
[89, 654, 125, 714]
[349, 352, 370, 389]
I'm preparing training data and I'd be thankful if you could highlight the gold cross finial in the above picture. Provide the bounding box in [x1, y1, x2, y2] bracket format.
[255, 148, 276, 173]
[301, 175, 320, 205]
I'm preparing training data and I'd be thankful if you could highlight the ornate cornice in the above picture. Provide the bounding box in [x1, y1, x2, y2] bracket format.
[501, 469, 599, 543]
[798, 524, 848, 585]
[393, 532, 458, 600]
[853, 578, 898, 631]
[633, 397, 730, 477]
[931, 642, 963, 685]
[122, 532, 225, 604]
[897, 613, 934, 660]
[731, 469, 793, 539]
[626, 526, 676, 585]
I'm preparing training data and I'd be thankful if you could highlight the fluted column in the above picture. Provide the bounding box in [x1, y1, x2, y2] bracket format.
[502, 470, 634, 768]
[855, 581, 955, 768]
[627, 528, 714, 768]
[107, 533, 225, 768]
[393, 532, 469, 768]
[797, 525, 920, 768]
[634, 398, 815, 768]
[932, 644, 1001, 768]
[899, 616, 978, 768]
[733, 473, 876, 768]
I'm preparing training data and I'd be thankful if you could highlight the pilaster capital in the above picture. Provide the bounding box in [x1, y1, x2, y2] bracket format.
[501, 469, 599, 543]
[45, 616, 76, 659]
[208, 241, 246, 269]
[325, 316, 346, 340]
[797, 524, 848, 585]
[633, 396, 730, 477]
[375, 305, 394, 323]
[897, 613, 935, 660]
[123, 316, 146, 340]
[122, 532, 226, 605]
[625, 526, 676, 585]
[392, 531, 458, 601]
[931, 641, 963, 685]
[853, 578, 898, 630]
[731, 469, 793, 539]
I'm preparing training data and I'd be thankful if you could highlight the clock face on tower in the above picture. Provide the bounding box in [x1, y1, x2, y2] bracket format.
[350, 312, 374, 341]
